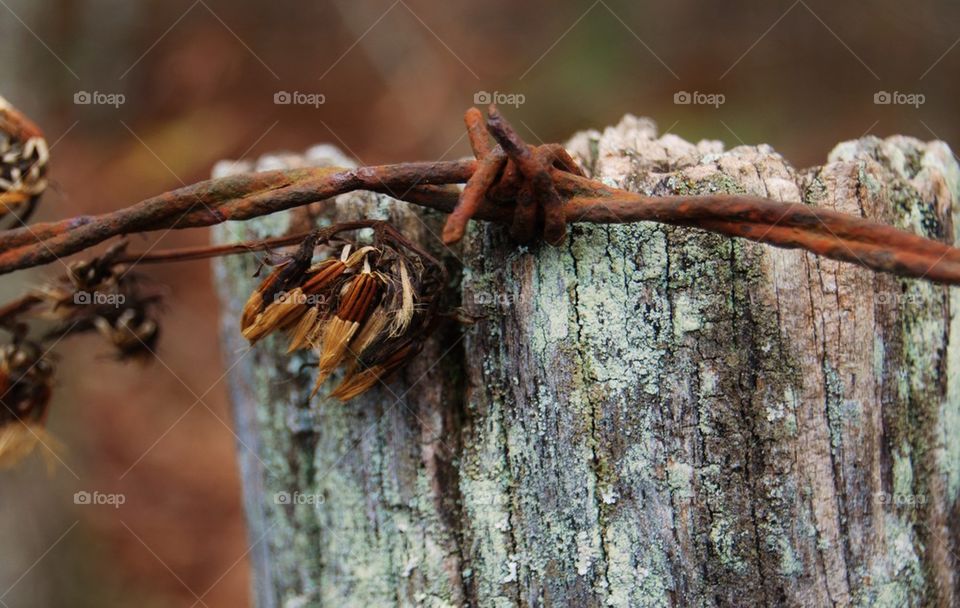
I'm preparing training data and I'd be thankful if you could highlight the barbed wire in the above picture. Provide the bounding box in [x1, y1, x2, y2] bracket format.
[0, 103, 958, 284]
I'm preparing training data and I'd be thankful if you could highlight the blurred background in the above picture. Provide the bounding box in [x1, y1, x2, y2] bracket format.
[0, 0, 957, 605]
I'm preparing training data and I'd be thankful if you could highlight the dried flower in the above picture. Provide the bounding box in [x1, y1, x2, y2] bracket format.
[240, 222, 445, 402]
[0, 340, 59, 470]
[0, 95, 48, 226]
[35, 242, 163, 361]
[92, 308, 160, 360]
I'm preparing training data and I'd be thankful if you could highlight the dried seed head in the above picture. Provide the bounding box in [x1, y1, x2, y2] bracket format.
[92, 308, 160, 360]
[36, 242, 164, 361]
[241, 222, 446, 402]
[0, 96, 48, 223]
[0, 341, 58, 470]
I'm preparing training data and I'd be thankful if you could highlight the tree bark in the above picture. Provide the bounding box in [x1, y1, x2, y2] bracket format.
[212, 118, 960, 607]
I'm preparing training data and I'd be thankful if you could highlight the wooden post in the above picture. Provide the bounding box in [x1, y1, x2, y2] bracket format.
[213, 118, 960, 607]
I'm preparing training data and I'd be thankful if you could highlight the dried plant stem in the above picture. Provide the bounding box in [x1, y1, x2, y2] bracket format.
[0, 293, 41, 327]
[115, 231, 316, 265]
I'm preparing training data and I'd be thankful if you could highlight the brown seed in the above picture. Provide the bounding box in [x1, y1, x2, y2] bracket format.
[330, 342, 417, 401]
[241, 271, 280, 331]
[301, 259, 346, 294]
[287, 306, 320, 353]
[313, 266, 383, 394]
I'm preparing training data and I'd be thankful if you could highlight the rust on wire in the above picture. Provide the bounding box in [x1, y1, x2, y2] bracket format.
[0, 102, 959, 287]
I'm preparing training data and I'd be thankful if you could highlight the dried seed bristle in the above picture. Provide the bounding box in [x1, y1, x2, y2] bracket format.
[347, 306, 389, 361]
[0, 423, 61, 471]
[287, 306, 319, 353]
[240, 291, 263, 332]
[241, 270, 281, 331]
[330, 342, 417, 402]
[388, 260, 415, 338]
[242, 287, 306, 343]
[313, 265, 383, 393]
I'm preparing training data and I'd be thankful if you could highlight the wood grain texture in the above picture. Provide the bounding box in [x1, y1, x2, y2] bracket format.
[213, 119, 960, 607]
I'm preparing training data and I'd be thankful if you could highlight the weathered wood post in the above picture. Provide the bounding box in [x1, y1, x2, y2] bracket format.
[213, 117, 960, 607]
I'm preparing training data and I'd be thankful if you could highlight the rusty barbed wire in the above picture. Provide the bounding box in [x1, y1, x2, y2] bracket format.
[0, 104, 958, 285]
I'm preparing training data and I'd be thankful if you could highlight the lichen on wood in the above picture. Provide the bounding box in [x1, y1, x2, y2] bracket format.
[214, 118, 960, 607]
